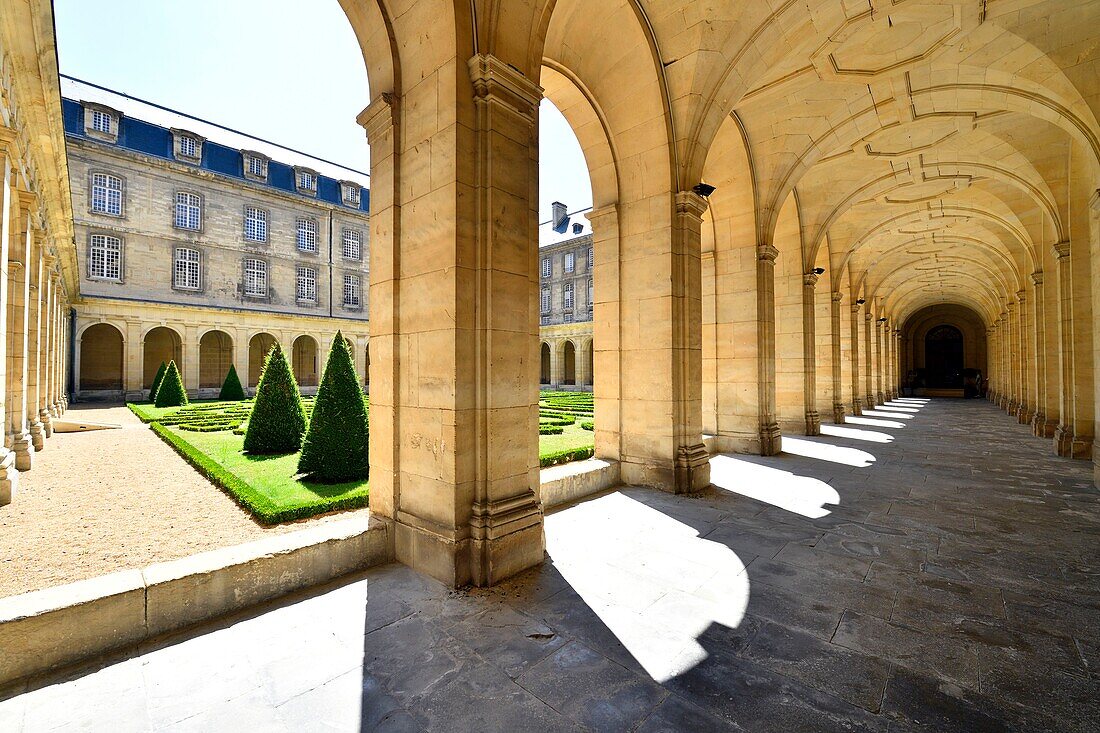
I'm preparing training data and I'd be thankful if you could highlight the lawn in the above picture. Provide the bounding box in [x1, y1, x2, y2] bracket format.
[130, 389, 595, 523]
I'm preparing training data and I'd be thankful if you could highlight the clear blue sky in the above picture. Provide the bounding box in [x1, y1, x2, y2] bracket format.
[54, 0, 592, 222]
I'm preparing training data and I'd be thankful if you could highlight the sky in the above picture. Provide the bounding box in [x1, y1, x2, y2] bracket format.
[54, 0, 593, 222]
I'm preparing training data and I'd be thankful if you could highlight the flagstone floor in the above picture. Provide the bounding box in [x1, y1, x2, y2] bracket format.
[2, 398, 1098, 732]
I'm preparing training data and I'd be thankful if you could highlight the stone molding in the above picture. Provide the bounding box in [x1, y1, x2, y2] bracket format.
[675, 190, 709, 220]
[803, 272, 819, 287]
[468, 53, 543, 124]
[1051, 240, 1070, 260]
[1030, 270, 1043, 286]
[756, 243, 779, 263]
[357, 92, 396, 143]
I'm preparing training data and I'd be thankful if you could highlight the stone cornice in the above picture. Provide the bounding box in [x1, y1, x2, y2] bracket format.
[357, 92, 396, 144]
[831, 291, 844, 302]
[1051, 240, 1070, 260]
[803, 272, 819, 287]
[675, 190, 709, 220]
[468, 54, 543, 124]
[756, 243, 779, 262]
[1030, 270, 1043, 286]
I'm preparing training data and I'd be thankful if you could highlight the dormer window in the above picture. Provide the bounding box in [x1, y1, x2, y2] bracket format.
[572, 223, 583, 234]
[82, 102, 120, 143]
[242, 151, 269, 182]
[341, 181, 361, 207]
[295, 167, 318, 195]
[172, 129, 204, 164]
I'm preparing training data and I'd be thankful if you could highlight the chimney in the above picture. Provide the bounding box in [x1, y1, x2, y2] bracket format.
[552, 201, 568, 228]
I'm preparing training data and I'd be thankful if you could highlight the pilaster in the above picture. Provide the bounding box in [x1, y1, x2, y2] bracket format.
[0, 144, 18, 503]
[863, 311, 874, 410]
[757, 243, 781, 455]
[850, 302, 862, 415]
[830, 291, 845, 423]
[802, 272, 820, 435]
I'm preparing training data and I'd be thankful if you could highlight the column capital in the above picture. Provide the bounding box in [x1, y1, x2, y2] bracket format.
[674, 190, 709, 220]
[468, 53, 543, 124]
[831, 290, 843, 303]
[851, 302, 862, 313]
[1006, 300, 1016, 312]
[756, 243, 779, 263]
[865, 311, 873, 322]
[586, 203, 618, 227]
[1015, 290, 1026, 303]
[1089, 188, 1100, 212]
[1051, 240, 1070, 260]
[1030, 270, 1043, 286]
[802, 272, 819, 288]
[357, 92, 396, 143]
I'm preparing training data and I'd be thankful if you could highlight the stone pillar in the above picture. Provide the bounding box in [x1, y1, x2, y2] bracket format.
[0, 146, 18, 503]
[38, 262, 52, 436]
[549, 340, 563, 387]
[26, 230, 42, 450]
[124, 320, 143, 401]
[1052, 241, 1089, 457]
[801, 272, 820, 435]
[757, 243, 781, 455]
[1006, 300, 1019, 414]
[830, 291, 845, 423]
[51, 276, 64, 415]
[1030, 272, 1050, 435]
[8, 191, 35, 471]
[874, 318, 884, 405]
[850, 302, 862, 415]
[1016, 291, 1032, 423]
[183, 325, 200, 397]
[997, 313, 1009, 409]
[863, 311, 874, 409]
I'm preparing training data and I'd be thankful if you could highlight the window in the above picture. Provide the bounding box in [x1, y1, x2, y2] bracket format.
[243, 153, 268, 181]
[89, 234, 122, 281]
[341, 182, 361, 206]
[296, 168, 317, 193]
[564, 252, 575, 273]
[296, 217, 318, 253]
[174, 192, 202, 230]
[296, 266, 317, 303]
[588, 246, 593, 270]
[572, 223, 583, 235]
[91, 109, 112, 134]
[244, 206, 268, 243]
[588, 278, 593, 307]
[342, 229, 362, 260]
[541, 257, 551, 279]
[343, 273, 361, 307]
[540, 286, 551, 314]
[243, 258, 267, 297]
[563, 282, 574, 310]
[179, 135, 198, 158]
[173, 247, 201, 290]
[90, 173, 123, 216]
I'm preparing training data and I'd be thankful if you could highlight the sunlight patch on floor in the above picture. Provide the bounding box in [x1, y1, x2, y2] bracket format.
[820, 424, 895, 443]
[846, 415, 906, 429]
[780, 436, 876, 468]
[545, 491, 750, 683]
[709, 454, 841, 518]
[861, 409, 913, 420]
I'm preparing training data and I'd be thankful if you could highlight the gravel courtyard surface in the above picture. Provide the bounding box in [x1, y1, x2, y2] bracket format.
[0, 405, 367, 598]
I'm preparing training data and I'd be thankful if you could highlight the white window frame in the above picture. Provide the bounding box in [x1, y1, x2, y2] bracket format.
[295, 168, 318, 194]
[342, 229, 362, 260]
[588, 278, 593, 308]
[174, 191, 202, 230]
[540, 286, 551, 314]
[541, 257, 551, 278]
[343, 273, 362, 308]
[89, 234, 122, 281]
[91, 109, 113, 135]
[564, 251, 575, 273]
[244, 206, 268, 243]
[341, 182, 361, 206]
[90, 172, 123, 216]
[179, 135, 198, 158]
[296, 217, 318, 253]
[245, 154, 268, 180]
[588, 246, 593, 270]
[173, 247, 202, 291]
[296, 265, 317, 304]
[563, 281, 574, 310]
[243, 258, 267, 297]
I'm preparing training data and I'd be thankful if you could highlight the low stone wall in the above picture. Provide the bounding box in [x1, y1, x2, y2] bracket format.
[0, 513, 391, 686]
[540, 458, 620, 510]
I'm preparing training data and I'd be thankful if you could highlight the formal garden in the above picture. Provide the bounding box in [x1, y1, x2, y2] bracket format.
[128, 342, 597, 525]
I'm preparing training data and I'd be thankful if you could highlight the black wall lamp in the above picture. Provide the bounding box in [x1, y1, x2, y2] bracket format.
[856, 298, 866, 305]
[692, 182, 716, 198]
[812, 267, 825, 275]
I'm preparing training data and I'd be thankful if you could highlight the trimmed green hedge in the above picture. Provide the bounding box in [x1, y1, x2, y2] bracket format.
[243, 343, 306, 454]
[298, 332, 369, 482]
[154, 360, 188, 408]
[151, 423, 368, 524]
[148, 361, 167, 402]
[580, 420, 594, 431]
[540, 445, 594, 468]
[219, 364, 246, 401]
[539, 425, 564, 435]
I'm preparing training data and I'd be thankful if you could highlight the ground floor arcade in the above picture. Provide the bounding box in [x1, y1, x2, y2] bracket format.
[4, 397, 1096, 731]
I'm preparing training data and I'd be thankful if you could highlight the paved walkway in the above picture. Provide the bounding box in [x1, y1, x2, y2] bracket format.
[2, 398, 1098, 731]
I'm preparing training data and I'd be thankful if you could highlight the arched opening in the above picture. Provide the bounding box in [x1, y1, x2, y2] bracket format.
[563, 341, 576, 386]
[143, 326, 182, 390]
[364, 342, 370, 387]
[248, 333, 278, 388]
[199, 330, 233, 389]
[925, 325, 964, 389]
[79, 323, 123, 392]
[540, 343, 551, 385]
[292, 335, 319, 388]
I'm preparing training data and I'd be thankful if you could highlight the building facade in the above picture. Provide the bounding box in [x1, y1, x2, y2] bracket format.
[538, 202, 592, 389]
[64, 80, 372, 401]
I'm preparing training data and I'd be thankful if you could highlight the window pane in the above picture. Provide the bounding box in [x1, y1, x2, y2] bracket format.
[245, 207, 268, 242]
[296, 218, 318, 252]
[343, 274, 361, 306]
[342, 229, 361, 260]
[90, 234, 121, 280]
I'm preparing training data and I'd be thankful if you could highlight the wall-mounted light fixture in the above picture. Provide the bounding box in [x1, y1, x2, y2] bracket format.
[812, 267, 825, 275]
[856, 298, 866, 305]
[692, 182, 716, 198]
[878, 317, 888, 323]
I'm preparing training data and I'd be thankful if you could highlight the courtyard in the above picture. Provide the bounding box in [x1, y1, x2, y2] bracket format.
[3, 398, 1097, 731]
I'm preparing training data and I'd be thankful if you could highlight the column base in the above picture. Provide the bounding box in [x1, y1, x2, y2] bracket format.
[1054, 424, 1092, 459]
[1007, 399, 1018, 415]
[1017, 406, 1033, 425]
[29, 420, 44, 451]
[851, 398, 862, 416]
[876, 391, 885, 406]
[675, 443, 711, 493]
[49, 402, 61, 419]
[832, 402, 846, 424]
[11, 431, 32, 471]
[125, 390, 144, 403]
[39, 409, 52, 438]
[1032, 412, 1055, 438]
[760, 421, 782, 457]
[865, 394, 876, 411]
[0, 447, 16, 505]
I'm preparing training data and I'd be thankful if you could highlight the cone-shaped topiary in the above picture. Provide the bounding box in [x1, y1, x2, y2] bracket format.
[219, 364, 246, 401]
[148, 361, 167, 402]
[154, 360, 188, 408]
[243, 342, 306, 454]
[298, 332, 368, 481]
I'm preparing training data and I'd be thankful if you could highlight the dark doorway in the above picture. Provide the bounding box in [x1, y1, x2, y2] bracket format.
[925, 325, 963, 388]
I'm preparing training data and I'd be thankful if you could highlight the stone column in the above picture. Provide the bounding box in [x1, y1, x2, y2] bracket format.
[8, 191, 35, 471]
[997, 313, 1009, 409]
[1006, 300, 1019, 414]
[863, 311, 874, 409]
[38, 262, 52, 436]
[801, 272, 820, 435]
[1052, 241, 1088, 457]
[1016, 291, 1032, 423]
[124, 320, 143, 401]
[1030, 272, 1050, 435]
[830, 291, 845, 423]
[890, 329, 900, 399]
[586, 204, 620, 463]
[549, 340, 563, 387]
[850, 302, 862, 415]
[757, 243, 781, 455]
[51, 275, 64, 415]
[26, 230, 42, 450]
[874, 318, 884, 405]
[0, 146, 18, 503]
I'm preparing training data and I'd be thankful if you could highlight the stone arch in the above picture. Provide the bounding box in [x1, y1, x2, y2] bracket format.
[143, 326, 182, 390]
[292, 335, 319, 388]
[199, 330, 233, 390]
[562, 340, 576, 386]
[540, 342, 551, 385]
[79, 323, 124, 392]
[248, 332, 278, 388]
